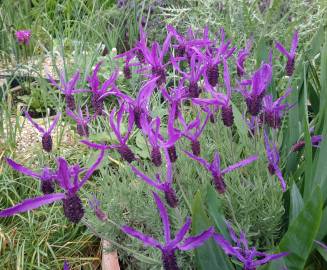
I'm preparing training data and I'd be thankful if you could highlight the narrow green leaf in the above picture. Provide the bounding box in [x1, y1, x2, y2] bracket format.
[231, 102, 248, 138]
[271, 188, 322, 270]
[205, 185, 230, 240]
[289, 183, 304, 223]
[192, 191, 233, 270]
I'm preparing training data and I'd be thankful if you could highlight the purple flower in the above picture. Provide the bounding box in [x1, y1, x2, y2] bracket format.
[177, 112, 209, 156]
[239, 63, 272, 116]
[87, 62, 119, 116]
[167, 25, 211, 59]
[236, 38, 252, 77]
[63, 261, 70, 270]
[291, 135, 323, 152]
[275, 31, 299, 76]
[48, 70, 89, 110]
[183, 150, 258, 193]
[261, 88, 292, 129]
[140, 116, 163, 166]
[171, 53, 204, 98]
[214, 222, 288, 270]
[24, 111, 61, 152]
[66, 106, 91, 137]
[199, 28, 235, 88]
[263, 130, 286, 191]
[136, 27, 172, 85]
[0, 150, 105, 223]
[6, 158, 56, 194]
[109, 104, 136, 163]
[131, 150, 178, 207]
[108, 76, 158, 129]
[15, 30, 31, 45]
[122, 192, 214, 270]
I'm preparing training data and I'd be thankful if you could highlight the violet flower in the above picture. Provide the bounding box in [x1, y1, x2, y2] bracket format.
[192, 58, 233, 127]
[6, 158, 56, 194]
[15, 30, 31, 45]
[48, 70, 88, 111]
[291, 135, 323, 152]
[183, 150, 258, 193]
[263, 130, 286, 191]
[236, 38, 252, 77]
[136, 27, 172, 85]
[167, 25, 211, 59]
[239, 63, 272, 116]
[177, 112, 209, 156]
[171, 53, 204, 98]
[275, 31, 299, 76]
[140, 116, 163, 166]
[63, 261, 70, 270]
[122, 192, 214, 270]
[261, 88, 292, 129]
[199, 28, 235, 88]
[108, 76, 158, 129]
[24, 111, 61, 152]
[66, 106, 91, 137]
[214, 222, 288, 270]
[109, 104, 136, 163]
[131, 149, 178, 207]
[0, 150, 105, 223]
[87, 62, 119, 116]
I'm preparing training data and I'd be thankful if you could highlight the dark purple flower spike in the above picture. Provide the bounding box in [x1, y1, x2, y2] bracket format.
[263, 130, 286, 192]
[183, 150, 258, 193]
[239, 63, 272, 116]
[214, 222, 288, 270]
[87, 62, 119, 116]
[140, 116, 163, 166]
[177, 112, 209, 156]
[122, 192, 214, 270]
[291, 135, 323, 152]
[131, 149, 178, 208]
[220, 58, 234, 127]
[24, 111, 61, 152]
[6, 158, 56, 194]
[275, 31, 299, 76]
[171, 53, 204, 98]
[261, 88, 292, 129]
[109, 104, 136, 163]
[66, 106, 91, 137]
[48, 71, 89, 111]
[236, 37, 252, 77]
[108, 76, 158, 129]
[0, 150, 105, 223]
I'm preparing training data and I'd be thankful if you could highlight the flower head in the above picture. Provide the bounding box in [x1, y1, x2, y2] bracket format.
[261, 88, 292, 129]
[0, 150, 105, 223]
[184, 150, 258, 193]
[263, 130, 286, 191]
[6, 158, 56, 194]
[15, 30, 31, 45]
[66, 106, 91, 137]
[24, 111, 61, 152]
[214, 222, 288, 270]
[87, 62, 119, 116]
[291, 135, 323, 152]
[48, 70, 89, 110]
[239, 63, 272, 116]
[131, 149, 178, 207]
[122, 192, 214, 270]
[275, 31, 299, 76]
